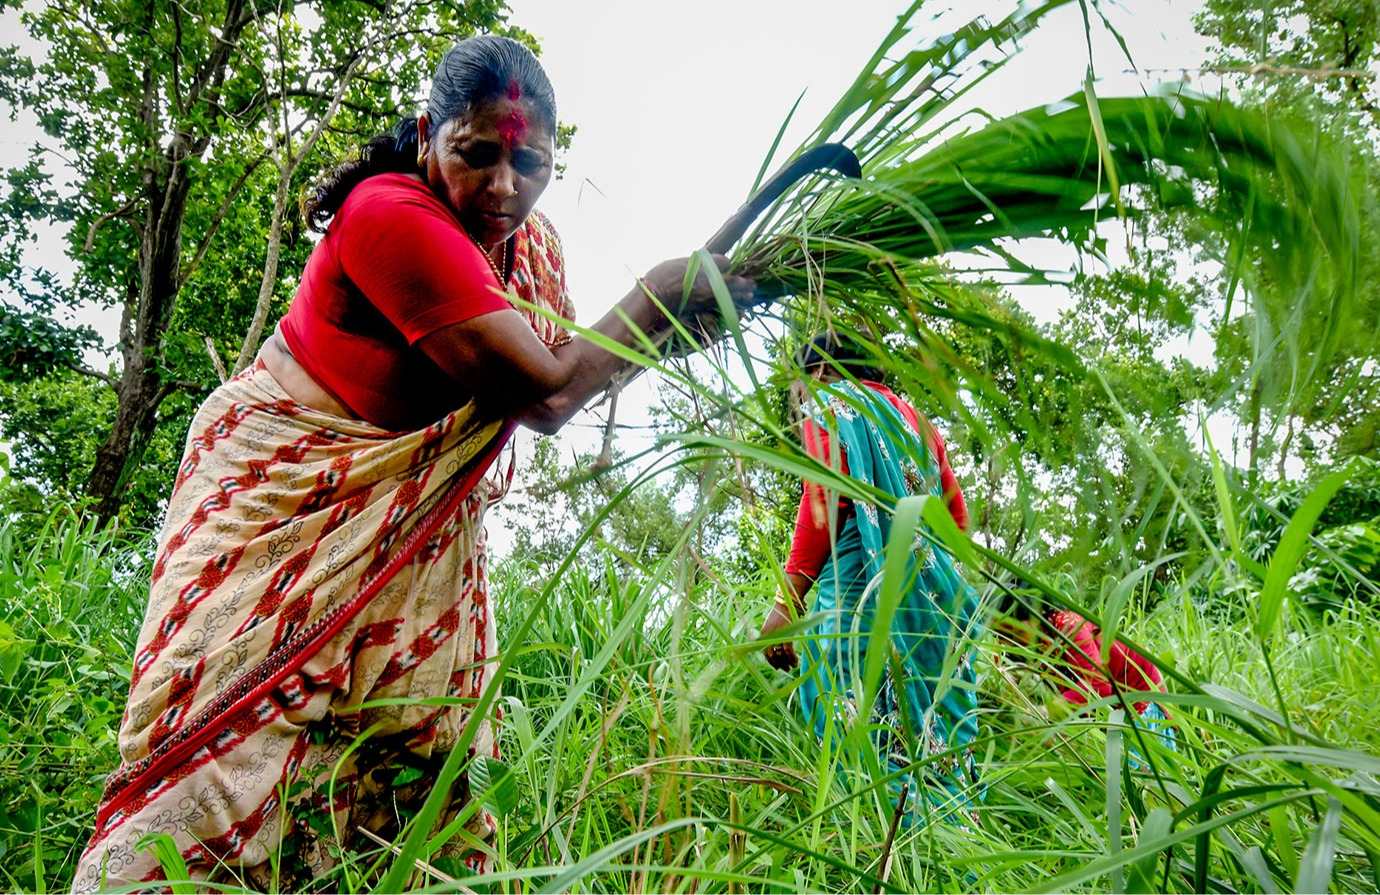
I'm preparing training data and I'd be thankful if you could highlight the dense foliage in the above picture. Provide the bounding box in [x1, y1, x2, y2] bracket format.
[0, 0, 557, 524]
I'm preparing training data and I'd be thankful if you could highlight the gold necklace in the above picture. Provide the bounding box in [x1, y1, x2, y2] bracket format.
[466, 228, 509, 284]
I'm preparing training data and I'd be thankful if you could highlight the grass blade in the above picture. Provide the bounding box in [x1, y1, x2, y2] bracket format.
[1295, 798, 1343, 894]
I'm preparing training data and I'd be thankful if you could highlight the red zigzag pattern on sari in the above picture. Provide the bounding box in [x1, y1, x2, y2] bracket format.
[98, 435, 465, 827]
[100, 643, 334, 851]
[135, 431, 359, 690]
[151, 421, 349, 584]
[175, 731, 313, 877]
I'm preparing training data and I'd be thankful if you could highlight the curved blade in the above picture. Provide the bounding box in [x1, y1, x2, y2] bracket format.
[704, 143, 861, 255]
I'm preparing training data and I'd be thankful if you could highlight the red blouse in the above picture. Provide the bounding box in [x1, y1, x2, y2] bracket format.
[280, 173, 514, 431]
[1047, 610, 1166, 714]
[785, 382, 968, 579]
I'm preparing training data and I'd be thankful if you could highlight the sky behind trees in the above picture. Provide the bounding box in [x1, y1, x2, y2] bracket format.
[0, 0, 1219, 548]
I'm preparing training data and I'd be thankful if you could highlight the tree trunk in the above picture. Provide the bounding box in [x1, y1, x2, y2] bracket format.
[88, 374, 163, 522]
[88, 146, 195, 522]
[232, 164, 291, 374]
[83, 2, 253, 522]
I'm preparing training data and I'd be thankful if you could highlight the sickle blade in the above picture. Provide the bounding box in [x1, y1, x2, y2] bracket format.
[704, 143, 861, 255]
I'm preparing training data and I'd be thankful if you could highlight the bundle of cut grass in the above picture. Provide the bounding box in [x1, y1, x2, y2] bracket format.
[729, 1, 1361, 398]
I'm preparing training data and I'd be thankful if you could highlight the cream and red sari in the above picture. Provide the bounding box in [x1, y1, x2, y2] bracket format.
[73, 212, 573, 892]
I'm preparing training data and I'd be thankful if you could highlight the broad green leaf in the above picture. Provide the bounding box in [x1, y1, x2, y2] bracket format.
[1257, 467, 1354, 640]
[135, 833, 196, 895]
[468, 756, 521, 818]
[1106, 708, 1125, 893]
[1126, 807, 1173, 894]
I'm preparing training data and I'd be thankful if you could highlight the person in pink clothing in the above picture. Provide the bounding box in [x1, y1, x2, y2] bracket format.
[1001, 592, 1176, 762]
[1042, 608, 1168, 716]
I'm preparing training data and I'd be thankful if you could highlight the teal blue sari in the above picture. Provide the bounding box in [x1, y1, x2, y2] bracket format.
[796, 381, 982, 825]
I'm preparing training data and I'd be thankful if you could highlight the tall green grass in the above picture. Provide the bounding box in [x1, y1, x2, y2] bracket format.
[0, 511, 145, 892]
[6, 463, 1378, 893]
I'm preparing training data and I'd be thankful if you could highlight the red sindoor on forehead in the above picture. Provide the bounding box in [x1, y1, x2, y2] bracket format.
[496, 109, 527, 148]
[498, 80, 526, 148]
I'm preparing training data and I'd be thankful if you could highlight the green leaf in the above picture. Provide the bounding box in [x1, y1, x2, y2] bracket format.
[0, 619, 26, 685]
[1083, 67, 1123, 219]
[857, 495, 925, 726]
[1126, 808, 1173, 894]
[135, 833, 196, 894]
[468, 755, 521, 818]
[1258, 467, 1353, 640]
[1207, 432, 1267, 580]
[1270, 804, 1301, 883]
[1294, 798, 1342, 894]
[1106, 708, 1125, 893]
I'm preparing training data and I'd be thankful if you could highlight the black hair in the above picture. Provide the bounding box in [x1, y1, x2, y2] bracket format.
[304, 35, 557, 232]
[796, 333, 886, 383]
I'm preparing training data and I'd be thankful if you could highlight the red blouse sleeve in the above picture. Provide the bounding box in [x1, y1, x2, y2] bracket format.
[1108, 640, 1165, 693]
[334, 180, 513, 343]
[785, 419, 846, 579]
[927, 428, 969, 532]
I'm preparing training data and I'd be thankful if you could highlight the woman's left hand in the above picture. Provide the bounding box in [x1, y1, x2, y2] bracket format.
[641, 254, 755, 356]
[758, 599, 799, 671]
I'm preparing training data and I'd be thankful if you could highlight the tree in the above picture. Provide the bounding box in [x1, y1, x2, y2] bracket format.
[0, 0, 530, 523]
[1189, 0, 1380, 474]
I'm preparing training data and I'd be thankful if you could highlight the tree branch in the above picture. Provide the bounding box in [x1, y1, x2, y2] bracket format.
[171, 0, 185, 114]
[61, 360, 119, 387]
[178, 148, 270, 288]
[182, 0, 254, 131]
[150, 377, 208, 409]
[204, 335, 227, 383]
[83, 197, 139, 254]
[232, 47, 366, 374]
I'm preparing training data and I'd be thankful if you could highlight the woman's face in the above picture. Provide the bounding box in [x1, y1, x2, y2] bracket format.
[418, 96, 554, 247]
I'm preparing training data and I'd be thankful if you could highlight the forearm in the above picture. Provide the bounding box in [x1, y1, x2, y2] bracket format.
[779, 571, 814, 615]
[421, 255, 751, 434]
[515, 282, 664, 433]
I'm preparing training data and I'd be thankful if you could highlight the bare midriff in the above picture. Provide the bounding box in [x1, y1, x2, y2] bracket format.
[259, 326, 359, 420]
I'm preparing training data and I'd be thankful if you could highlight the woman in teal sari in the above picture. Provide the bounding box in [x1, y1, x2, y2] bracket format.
[759, 335, 983, 826]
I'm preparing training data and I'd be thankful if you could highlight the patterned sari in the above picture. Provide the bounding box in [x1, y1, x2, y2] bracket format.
[72, 212, 573, 892]
[796, 381, 983, 826]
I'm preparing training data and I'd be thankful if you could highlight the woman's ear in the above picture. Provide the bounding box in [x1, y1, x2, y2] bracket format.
[416, 114, 433, 167]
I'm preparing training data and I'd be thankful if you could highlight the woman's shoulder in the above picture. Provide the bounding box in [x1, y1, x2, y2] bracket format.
[520, 208, 565, 253]
[336, 172, 446, 225]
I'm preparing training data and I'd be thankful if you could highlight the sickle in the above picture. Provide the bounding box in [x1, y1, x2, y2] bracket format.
[650, 144, 860, 361]
[703, 142, 862, 255]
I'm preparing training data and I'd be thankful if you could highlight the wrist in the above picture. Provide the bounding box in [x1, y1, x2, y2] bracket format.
[637, 277, 669, 327]
[774, 594, 803, 617]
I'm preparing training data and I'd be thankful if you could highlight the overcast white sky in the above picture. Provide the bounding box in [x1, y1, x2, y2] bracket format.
[505, 0, 1214, 328]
